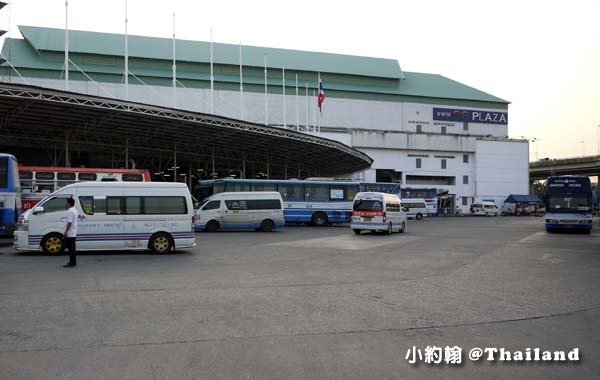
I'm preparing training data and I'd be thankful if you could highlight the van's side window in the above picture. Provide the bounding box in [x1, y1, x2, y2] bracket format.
[203, 200, 221, 211]
[94, 198, 107, 214]
[387, 202, 401, 212]
[106, 197, 122, 215]
[225, 199, 281, 210]
[125, 197, 142, 214]
[41, 197, 69, 213]
[144, 197, 187, 214]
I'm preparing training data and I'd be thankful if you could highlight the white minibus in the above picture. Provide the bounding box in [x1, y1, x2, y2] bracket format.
[13, 182, 196, 254]
[400, 198, 427, 220]
[196, 191, 285, 232]
[351, 192, 407, 235]
[471, 200, 499, 216]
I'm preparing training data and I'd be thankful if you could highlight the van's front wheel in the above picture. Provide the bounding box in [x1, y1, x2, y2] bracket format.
[205, 220, 220, 232]
[416, 213, 423, 220]
[149, 232, 173, 254]
[41, 233, 64, 255]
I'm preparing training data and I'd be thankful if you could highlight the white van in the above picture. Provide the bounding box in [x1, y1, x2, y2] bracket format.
[471, 201, 499, 216]
[13, 182, 195, 254]
[400, 198, 427, 220]
[196, 191, 285, 232]
[351, 192, 407, 234]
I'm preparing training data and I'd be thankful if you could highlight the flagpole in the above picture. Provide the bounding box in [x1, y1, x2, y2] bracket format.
[64, 0, 69, 91]
[295, 74, 299, 131]
[172, 12, 177, 108]
[124, 0, 128, 101]
[317, 72, 321, 134]
[239, 41, 244, 120]
[312, 89, 317, 134]
[264, 54, 268, 126]
[210, 28, 214, 114]
[282, 66, 286, 129]
[305, 83, 309, 132]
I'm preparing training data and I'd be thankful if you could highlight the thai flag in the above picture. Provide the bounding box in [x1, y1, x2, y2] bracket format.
[317, 79, 325, 114]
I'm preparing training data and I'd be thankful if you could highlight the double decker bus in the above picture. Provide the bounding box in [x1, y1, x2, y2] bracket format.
[0, 153, 21, 236]
[197, 178, 359, 226]
[19, 166, 151, 211]
[544, 176, 593, 232]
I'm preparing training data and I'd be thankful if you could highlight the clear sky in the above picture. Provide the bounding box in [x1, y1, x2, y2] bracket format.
[1, 0, 599, 161]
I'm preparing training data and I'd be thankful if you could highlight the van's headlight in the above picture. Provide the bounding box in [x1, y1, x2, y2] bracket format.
[17, 219, 29, 231]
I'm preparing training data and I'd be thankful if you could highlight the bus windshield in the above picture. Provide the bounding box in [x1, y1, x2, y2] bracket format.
[547, 194, 591, 212]
[353, 199, 383, 212]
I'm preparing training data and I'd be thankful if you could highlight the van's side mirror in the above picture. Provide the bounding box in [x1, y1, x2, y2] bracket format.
[402, 207, 409, 212]
[32, 206, 44, 215]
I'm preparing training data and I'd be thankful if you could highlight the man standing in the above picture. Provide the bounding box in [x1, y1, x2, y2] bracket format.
[63, 198, 78, 268]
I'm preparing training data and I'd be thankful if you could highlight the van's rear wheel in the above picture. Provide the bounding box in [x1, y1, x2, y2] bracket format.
[205, 220, 220, 232]
[261, 219, 275, 232]
[149, 232, 173, 254]
[41, 233, 64, 255]
[416, 213, 423, 220]
[311, 212, 328, 227]
[353, 229, 361, 235]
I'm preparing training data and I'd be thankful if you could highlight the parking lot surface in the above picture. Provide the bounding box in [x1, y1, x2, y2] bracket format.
[1, 217, 599, 379]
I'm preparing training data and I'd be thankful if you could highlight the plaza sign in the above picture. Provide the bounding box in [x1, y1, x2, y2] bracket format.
[433, 108, 508, 125]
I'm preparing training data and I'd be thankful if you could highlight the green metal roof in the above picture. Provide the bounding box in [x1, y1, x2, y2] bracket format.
[1, 25, 509, 105]
[18, 25, 403, 80]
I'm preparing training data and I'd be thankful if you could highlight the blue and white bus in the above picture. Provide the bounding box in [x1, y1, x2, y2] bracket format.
[544, 176, 593, 232]
[400, 188, 438, 216]
[0, 153, 21, 236]
[197, 179, 359, 226]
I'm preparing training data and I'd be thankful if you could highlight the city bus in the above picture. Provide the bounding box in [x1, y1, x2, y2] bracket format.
[0, 153, 21, 236]
[197, 178, 359, 226]
[544, 176, 593, 232]
[18, 166, 151, 211]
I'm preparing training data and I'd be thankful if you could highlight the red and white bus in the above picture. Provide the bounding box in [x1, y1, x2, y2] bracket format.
[19, 166, 151, 210]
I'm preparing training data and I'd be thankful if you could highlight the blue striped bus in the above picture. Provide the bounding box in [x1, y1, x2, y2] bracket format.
[544, 176, 593, 232]
[0, 153, 21, 236]
[197, 178, 359, 226]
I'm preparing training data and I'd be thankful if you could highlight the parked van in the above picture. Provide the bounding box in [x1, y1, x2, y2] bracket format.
[351, 192, 407, 234]
[400, 198, 427, 220]
[196, 191, 285, 232]
[13, 182, 195, 254]
[471, 201, 499, 216]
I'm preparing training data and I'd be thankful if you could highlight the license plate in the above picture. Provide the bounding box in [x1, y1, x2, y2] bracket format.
[363, 217, 372, 221]
[563, 224, 573, 228]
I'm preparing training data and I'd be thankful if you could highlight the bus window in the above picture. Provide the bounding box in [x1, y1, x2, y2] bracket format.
[227, 182, 250, 192]
[305, 184, 329, 201]
[0, 157, 7, 188]
[122, 173, 144, 182]
[278, 183, 303, 201]
[101, 177, 118, 182]
[78, 173, 97, 181]
[35, 172, 55, 180]
[252, 183, 277, 192]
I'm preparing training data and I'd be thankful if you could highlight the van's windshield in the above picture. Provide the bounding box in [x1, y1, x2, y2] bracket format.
[353, 199, 383, 212]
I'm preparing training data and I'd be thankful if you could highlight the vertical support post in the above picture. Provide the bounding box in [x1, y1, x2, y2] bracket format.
[305, 83, 309, 132]
[242, 153, 246, 179]
[125, 138, 129, 169]
[282, 66, 286, 128]
[173, 142, 177, 182]
[210, 28, 214, 114]
[298, 163, 301, 179]
[124, 0, 128, 101]
[65, 133, 70, 168]
[239, 42, 244, 120]
[266, 155, 270, 179]
[264, 54, 268, 126]
[172, 12, 177, 108]
[295, 74, 299, 131]
[284, 159, 288, 180]
[212, 147, 216, 179]
[188, 165, 192, 189]
[64, 0, 69, 91]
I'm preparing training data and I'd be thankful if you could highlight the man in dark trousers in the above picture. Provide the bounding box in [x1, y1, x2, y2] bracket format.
[62, 198, 78, 268]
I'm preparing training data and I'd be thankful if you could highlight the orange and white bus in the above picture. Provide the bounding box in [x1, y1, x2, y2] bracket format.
[19, 166, 151, 211]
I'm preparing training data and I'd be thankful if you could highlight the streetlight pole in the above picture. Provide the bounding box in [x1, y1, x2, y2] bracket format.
[597, 125, 600, 156]
[581, 140, 585, 156]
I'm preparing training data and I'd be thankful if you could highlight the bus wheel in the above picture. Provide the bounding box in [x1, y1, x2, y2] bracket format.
[353, 229, 361, 235]
[261, 219, 275, 232]
[386, 222, 393, 235]
[205, 220, 220, 232]
[41, 233, 64, 255]
[400, 221, 406, 233]
[311, 212, 328, 227]
[149, 232, 173, 253]
[416, 213, 423, 220]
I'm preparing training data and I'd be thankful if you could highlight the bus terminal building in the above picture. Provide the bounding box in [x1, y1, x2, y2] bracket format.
[0, 25, 529, 212]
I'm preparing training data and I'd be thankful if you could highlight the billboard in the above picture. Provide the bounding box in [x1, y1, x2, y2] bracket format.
[433, 108, 508, 125]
